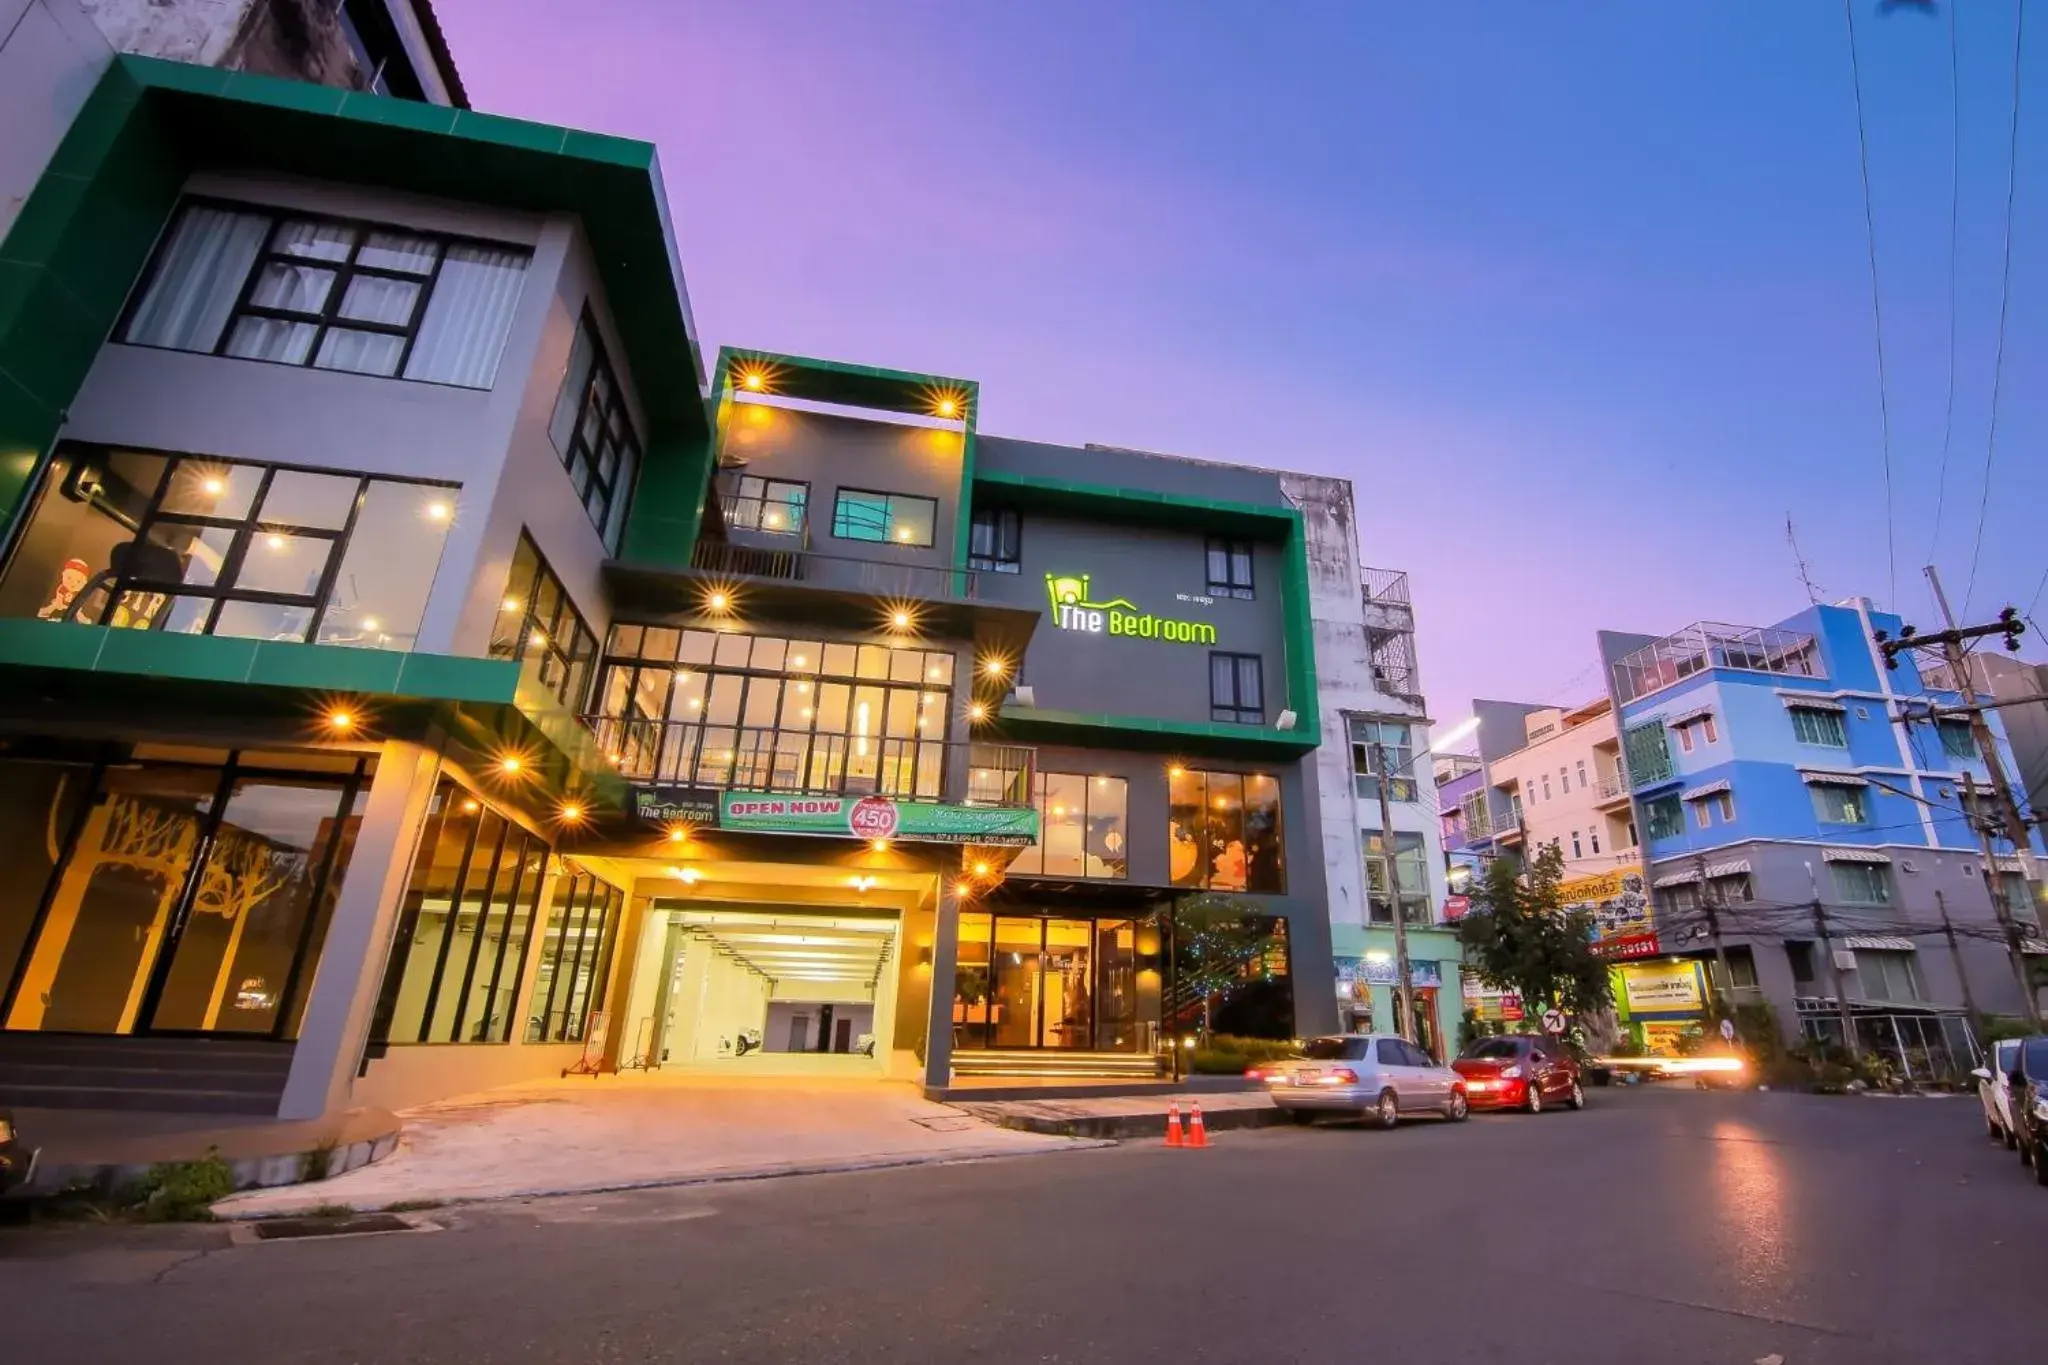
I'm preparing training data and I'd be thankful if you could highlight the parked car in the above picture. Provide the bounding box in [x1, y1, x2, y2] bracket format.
[1259, 1033, 1469, 1128]
[2006, 1036, 2048, 1187]
[1453, 1034, 1585, 1113]
[0, 1110, 34, 1196]
[1973, 1038, 2024, 1149]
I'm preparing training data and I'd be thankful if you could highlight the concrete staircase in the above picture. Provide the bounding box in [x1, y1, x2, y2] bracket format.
[0, 1035, 295, 1115]
[950, 1050, 1163, 1080]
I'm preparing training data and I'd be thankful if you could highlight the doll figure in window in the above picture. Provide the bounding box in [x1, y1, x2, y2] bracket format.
[36, 558, 92, 621]
[1212, 839, 1248, 891]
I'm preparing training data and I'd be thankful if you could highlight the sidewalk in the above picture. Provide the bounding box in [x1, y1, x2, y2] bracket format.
[213, 1074, 1101, 1219]
[955, 1089, 1287, 1138]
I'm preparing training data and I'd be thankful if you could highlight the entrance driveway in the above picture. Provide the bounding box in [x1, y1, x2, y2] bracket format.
[214, 1073, 1097, 1218]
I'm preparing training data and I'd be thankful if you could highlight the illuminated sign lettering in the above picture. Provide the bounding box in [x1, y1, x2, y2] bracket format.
[1044, 574, 1217, 645]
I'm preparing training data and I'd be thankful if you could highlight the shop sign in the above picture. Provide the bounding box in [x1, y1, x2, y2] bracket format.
[1562, 866, 1659, 957]
[1619, 960, 1705, 1014]
[718, 793, 1039, 846]
[1044, 573, 1218, 646]
[1360, 955, 1442, 988]
[1598, 933, 1663, 961]
[632, 787, 721, 824]
[1443, 894, 1470, 920]
[1461, 973, 1522, 1021]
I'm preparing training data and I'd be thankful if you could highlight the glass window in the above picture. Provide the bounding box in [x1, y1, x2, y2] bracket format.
[1856, 948, 1921, 1000]
[1205, 538, 1254, 599]
[1623, 720, 1673, 786]
[831, 489, 937, 547]
[1829, 861, 1891, 905]
[1364, 831, 1430, 924]
[1643, 794, 1684, 841]
[527, 866, 622, 1043]
[490, 532, 599, 713]
[1012, 773, 1127, 880]
[1169, 768, 1284, 893]
[546, 311, 642, 552]
[1209, 652, 1264, 724]
[371, 779, 548, 1045]
[1936, 720, 1978, 761]
[1375, 1037, 1405, 1066]
[1348, 718, 1417, 802]
[719, 474, 809, 536]
[121, 201, 527, 389]
[967, 506, 1021, 573]
[1810, 783, 1868, 825]
[1790, 707, 1848, 747]
[0, 445, 455, 650]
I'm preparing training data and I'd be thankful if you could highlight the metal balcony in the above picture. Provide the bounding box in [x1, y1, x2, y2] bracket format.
[689, 538, 980, 602]
[1595, 776, 1633, 807]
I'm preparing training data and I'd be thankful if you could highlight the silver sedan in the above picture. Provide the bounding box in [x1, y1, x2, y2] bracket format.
[1259, 1033, 1470, 1128]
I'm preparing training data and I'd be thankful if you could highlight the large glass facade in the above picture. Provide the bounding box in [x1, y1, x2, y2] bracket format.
[1167, 768, 1284, 893]
[489, 532, 599, 713]
[591, 626, 955, 799]
[370, 778, 548, 1045]
[953, 912, 1153, 1053]
[527, 867, 622, 1043]
[1009, 773, 1127, 879]
[0, 748, 368, 1038]
[0, 445, 456, 649]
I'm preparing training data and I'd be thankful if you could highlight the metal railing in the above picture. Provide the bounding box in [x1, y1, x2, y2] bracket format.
[1595, 775, 1631, 802]
[1361, 566, 1411, 606]
[690, 539, 979, 601]
[583, 718, 1034, 808]
[718, 492, 809, 540]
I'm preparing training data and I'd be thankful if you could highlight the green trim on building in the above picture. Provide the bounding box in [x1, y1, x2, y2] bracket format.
[0, 55, 707, 544]
[971, 469, 1321, 754]
[0, 620, 625, 806]
[719, 347, 979, 420]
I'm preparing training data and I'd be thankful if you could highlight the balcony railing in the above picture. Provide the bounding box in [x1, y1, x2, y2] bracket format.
[1361, 566, 1411, 606]
[1595, 776, 1631, 803]
[690, 539, 979, 601]
[582, 717, 1033, 807]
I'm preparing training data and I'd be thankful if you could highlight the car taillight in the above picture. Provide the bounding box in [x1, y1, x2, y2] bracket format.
[1501, 1065, 1522, 1079]
[1245, 1065, 1270, 1080]
[1329, 1068, 1359, 1084]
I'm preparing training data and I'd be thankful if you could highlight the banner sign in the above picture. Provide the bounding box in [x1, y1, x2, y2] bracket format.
[1560, 867, 1659, 957]
[632, 787, 721, 824]
[718, 793, 1039, 846]
[1618, 960, 1705, 1014]
[1337, 956, 1441, 990]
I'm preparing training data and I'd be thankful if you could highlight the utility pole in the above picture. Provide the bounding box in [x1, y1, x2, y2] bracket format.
[1370, 741, 1418, 1047]
[1923, 567, 2038, 879]
[1809, 895, 1862, 1062]
[1694, 853, 1734, 1006]
[1934, 889, 1980, 1024]
[1963, 773, 2042, 1028]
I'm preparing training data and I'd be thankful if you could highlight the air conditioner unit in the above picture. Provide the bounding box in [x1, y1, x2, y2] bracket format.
[1275, 709, 1298, 731]
[1900, 860, 1918, 874]
[1832, 949, 1858, 972]
[1013, 685, 1036, 707]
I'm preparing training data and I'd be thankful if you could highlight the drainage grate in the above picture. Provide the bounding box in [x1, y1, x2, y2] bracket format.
[244, 1212, 433, 1241]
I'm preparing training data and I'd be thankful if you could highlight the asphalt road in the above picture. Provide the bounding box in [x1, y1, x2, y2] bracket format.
[2, 1085, 2042, 1364]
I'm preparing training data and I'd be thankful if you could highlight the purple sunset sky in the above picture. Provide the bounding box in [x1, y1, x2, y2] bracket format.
[435, 1, 2048, 735]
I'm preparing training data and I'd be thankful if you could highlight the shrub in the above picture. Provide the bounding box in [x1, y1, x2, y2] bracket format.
[1189, 1034, 1301, 1075]
[129, 1148, 235, 1222]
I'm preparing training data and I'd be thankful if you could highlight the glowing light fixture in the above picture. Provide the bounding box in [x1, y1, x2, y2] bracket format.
[935, 396, 959, 419]
[201, 476, 226, 497]
[325, 709, 355, 732]
[973, 860, 991, 877]
[705, 589, 732, 613]
[528, 629, 547, 648]
[361, 616, 380, 632]
[668, 827, 689, 845]
[890, 609, 912, 630]
[559, 802, 586, 824]
[501, 596, 522, 613]
[895, 527, 914, 542]
[461, 799, 480, 813]
[981, 657, 1008, 679]
[499, 756, 524, 775]
[265, 533, 287, 551]
[870, 839, 891, 853]
[968, 703, 988, 722]
[425, 501, 451, 522]
[953, 879, 974, 898]
[740, 368, 767, 392]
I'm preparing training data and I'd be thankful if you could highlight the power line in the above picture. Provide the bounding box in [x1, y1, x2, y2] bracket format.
[1926, 0, 1962, 562]
[1843, 0, 1898, 610]
[1963, 0, 2029, 616]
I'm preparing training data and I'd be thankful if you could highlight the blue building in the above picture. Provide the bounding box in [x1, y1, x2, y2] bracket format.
[1598, 602, 2045, 1065]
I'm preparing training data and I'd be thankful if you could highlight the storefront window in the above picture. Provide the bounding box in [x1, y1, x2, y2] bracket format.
[1011, 773, 1126, 879]
[371, 778, 547, 1045]
[528, 866, 622, 1043]
[953, 912, 1157, 1053]
[0, 446, 455, 649]
[591, 625, 954, 799]
[1168, 768, 1283, 893]
[0, 749, 367, 1038]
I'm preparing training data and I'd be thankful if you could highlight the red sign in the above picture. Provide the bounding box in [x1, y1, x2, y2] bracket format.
[1443, 894, 1470, 920]
[847, 796, 900, 840]
[1595, 933, 1663, 961]
[1501, 993, 1524, 1022]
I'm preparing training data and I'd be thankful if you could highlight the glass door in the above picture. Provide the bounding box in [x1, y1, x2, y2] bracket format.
[1041, 919, 1093, 1049]
[990, 916, 1042, 1048]
[3, 766, 219, 1033]
[140, 776, 359, 1034]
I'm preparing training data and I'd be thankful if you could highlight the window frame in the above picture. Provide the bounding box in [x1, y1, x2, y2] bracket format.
[1810, 782, 1869, 826]
[1204, 537, 1256, 600]
[1643, 793, 1684, 841]
[119, 197, 530, 389]
[1209, 651, 1266, 725]
[831, 487, 938, 548]
[967, 505, 1022, 573]
[492, 531, 600, 714]
[1829, 861, 1892, 905]
[1348, 718, 1418, 803]
[527, 867, 623, 1043]
[1167, 767, 1286, 894]
[1010, 771, 1129, 880]
[1789, 705, 1848, 748]
[1364, 829, 1431, 925]
[1936, 719, 1978, 761]
[718, 473, 809, 537]
[548, 309, 642, 552]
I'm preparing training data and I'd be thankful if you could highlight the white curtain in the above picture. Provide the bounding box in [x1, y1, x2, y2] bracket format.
[548, 322, 596, 451]
[404, 245, 529, 388]
[122, 206, 273, 353]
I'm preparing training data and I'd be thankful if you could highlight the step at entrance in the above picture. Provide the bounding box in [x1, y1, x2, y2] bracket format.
[0, 1035, 294, 1115]
[951, 1050, 1163, 1079]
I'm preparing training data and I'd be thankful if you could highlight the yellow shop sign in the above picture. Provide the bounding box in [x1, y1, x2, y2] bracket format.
[1044, 573, 1217, 645]
[1618, 959, 1704, 1014]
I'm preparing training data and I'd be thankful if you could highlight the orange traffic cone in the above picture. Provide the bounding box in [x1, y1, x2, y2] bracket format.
[1186, 1102, 1210, 1149]
[1164, 1101, 1184, 1147]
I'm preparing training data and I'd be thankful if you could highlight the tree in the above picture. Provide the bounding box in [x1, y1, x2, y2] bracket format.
[1455, 843, 1613, 1024]
[1170, 894, 1282, 1042]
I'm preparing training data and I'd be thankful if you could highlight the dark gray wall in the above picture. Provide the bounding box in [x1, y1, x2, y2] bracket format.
[976, 438, 1290, 509]
[974, 513, 1292, 726]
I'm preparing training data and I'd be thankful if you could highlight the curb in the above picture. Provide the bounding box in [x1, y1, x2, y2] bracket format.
[987, 1106, 1293, 1140]
[212, 1136, 1115, 1221]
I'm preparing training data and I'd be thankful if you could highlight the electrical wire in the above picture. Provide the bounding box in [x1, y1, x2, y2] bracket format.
[1843, 0, 1898, 610]
[1964, 0, 2029, 616]
[1926, 0, 1963, 562]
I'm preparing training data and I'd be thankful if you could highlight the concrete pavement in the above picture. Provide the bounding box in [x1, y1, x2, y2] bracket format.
[3, 1086, 2041, 1364]
[214, 1074, 1100, 1218]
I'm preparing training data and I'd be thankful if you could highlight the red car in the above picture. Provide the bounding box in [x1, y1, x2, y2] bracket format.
[1453, 1035, 1585, 1113]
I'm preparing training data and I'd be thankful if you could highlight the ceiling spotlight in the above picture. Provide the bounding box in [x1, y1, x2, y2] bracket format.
[499, 756, 524, 775]
[870, 838, 891, 853]
[425, 501, 451, 521]
[890, 609, 912, 630]
[973, 860, 991, 877]
[981, 658, 1008, 679]
[669, 866, 701, 885]
[461, 799, 480, 814]
[953, 879, 974, 898]
[201, 476, 227, 497]
[326, 709, 354, 732]
[935, 397, 959, 419]
[668, 827, 689, 845]
[740, 368, 766, 392]
[706, 590, 731, 613]
[559, 802, 585, 824]
[968, 703, 988, 722]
